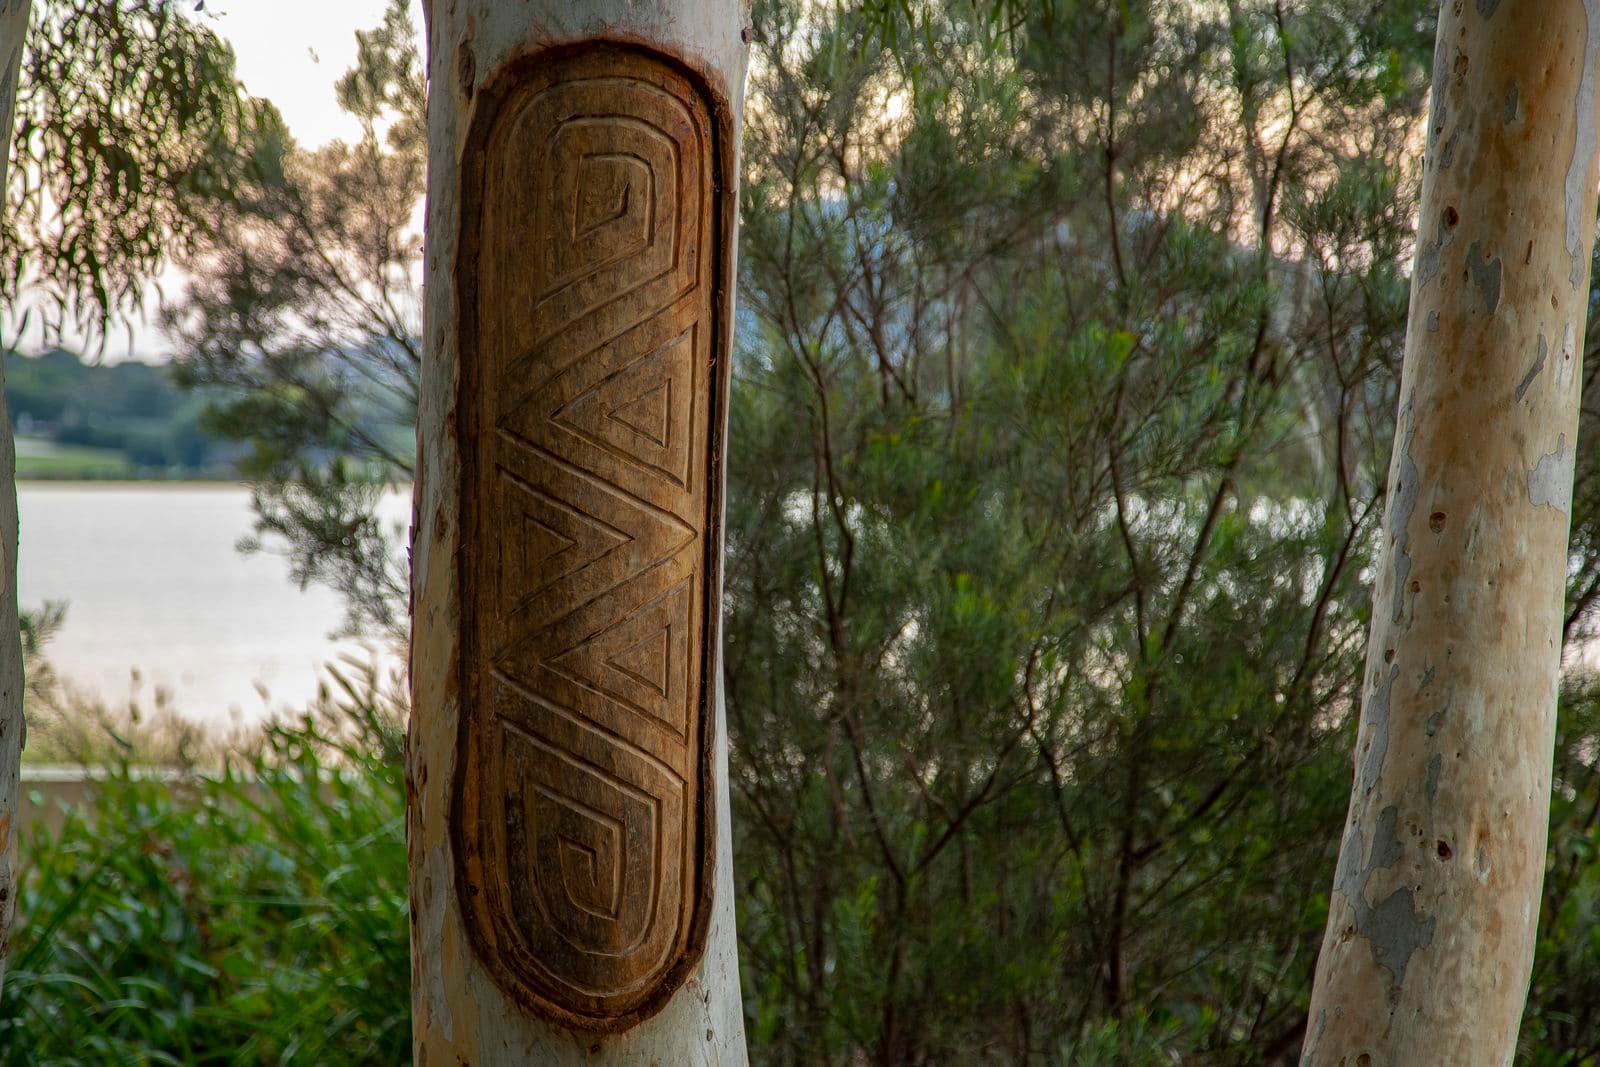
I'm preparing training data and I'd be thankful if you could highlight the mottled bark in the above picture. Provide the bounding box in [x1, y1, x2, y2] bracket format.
[1302, 2, 1600, 1063]
[407, 0, 749, 1062]
[0, 0, 29, 998]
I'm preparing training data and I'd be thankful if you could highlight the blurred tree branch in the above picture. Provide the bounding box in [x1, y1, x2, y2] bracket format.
[3, 0, 281, 345]
[163, 0, 422, 642]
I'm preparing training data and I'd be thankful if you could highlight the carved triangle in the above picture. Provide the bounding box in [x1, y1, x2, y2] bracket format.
[554, 329, 694, 487]
[522, 516, 576, 574]
[606, 381, 671, 447]
[607, 628, 669, 697]
[548, 579, 692, 735]
[499, 469, 630, 607]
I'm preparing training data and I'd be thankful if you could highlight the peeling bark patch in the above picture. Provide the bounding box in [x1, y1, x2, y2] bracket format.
[1504, 82, 1519, 126]
[1416, 227, 1454, 291]
[1566, 1, 1600, 287]
[1332, 805, 1437, 1002]
[1478, 0, 1500, 16]
[1467, 241, 1503, 314]
[1426, 310, 1440, 332]
[1438, 129, 1461, 171]
[1332, 822, 1366, 911]
[1389, 399, 1420, 624]
[1516, 334, 1548, 401]
[1371, 805, 1404, 868]
[1366, 887, 1436, 998]
[1361, 664, 1400, 794]
[1426, 753, 1442, 802]
[1428, 37, 1451, 157]
[1528, 434, 1576, 514]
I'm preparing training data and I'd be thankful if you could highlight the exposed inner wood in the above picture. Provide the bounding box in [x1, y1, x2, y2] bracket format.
[452, 43, 725, 1030]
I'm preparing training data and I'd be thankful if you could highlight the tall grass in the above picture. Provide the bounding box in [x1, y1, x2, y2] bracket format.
[0, 664, 410, 1064]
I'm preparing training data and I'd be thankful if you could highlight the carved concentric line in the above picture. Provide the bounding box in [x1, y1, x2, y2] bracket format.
[453, 43, 728, 1030]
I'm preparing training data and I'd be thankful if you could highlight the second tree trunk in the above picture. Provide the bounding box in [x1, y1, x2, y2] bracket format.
[1303, 2, 1600, 1061]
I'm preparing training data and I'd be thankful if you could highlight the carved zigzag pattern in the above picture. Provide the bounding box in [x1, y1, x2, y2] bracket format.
[457, 46, 719, 1026]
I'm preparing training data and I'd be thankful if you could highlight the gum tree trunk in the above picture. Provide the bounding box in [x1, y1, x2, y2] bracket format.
[407, 0, 749, 1062]
[1302, 2, 1600, 1062]
[0, 0, 29, 996]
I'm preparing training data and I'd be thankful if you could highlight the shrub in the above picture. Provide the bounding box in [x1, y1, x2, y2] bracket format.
[0, 669, 409, 1065]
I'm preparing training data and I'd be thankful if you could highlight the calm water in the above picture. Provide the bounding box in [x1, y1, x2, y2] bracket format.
[17, 483, 410, 724]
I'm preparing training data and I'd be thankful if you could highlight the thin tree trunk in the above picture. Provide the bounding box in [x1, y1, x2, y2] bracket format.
[408, 0, 749, 1061]
[0, 0, 30, 997]
[1303, 2, 1600, 1062]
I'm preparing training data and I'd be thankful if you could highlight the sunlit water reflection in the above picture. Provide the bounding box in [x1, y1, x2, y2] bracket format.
[16, 483, 410, 725]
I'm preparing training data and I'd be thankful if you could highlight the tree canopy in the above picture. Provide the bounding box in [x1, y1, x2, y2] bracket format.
[3, 0, 279, 341]
[165, 0, 419, 639]
[719, 4, 1600, 1060]
[28, 0, 1600, 1061]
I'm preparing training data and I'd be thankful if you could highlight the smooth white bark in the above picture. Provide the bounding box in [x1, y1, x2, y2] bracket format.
[408, 0, 749, 1061]
[1303, 2, 1600, 1061]
[0, 0, 29, 997]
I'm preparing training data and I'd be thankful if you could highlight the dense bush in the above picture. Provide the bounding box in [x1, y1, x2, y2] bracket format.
[722, 2, 1600, 1062]
[0, 675, 408, 1065]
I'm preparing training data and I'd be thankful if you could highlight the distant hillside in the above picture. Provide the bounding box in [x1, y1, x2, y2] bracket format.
[3, 349, 240, 479]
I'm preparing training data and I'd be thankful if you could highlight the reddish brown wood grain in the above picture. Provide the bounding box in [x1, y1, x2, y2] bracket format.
[452, 42, 728, 1031]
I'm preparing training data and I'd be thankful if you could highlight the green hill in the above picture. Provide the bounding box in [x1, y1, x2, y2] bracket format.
[3, 349, 237, 479]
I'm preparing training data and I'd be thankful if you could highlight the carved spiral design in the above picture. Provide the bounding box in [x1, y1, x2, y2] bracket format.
[454, 44, 726, 1028]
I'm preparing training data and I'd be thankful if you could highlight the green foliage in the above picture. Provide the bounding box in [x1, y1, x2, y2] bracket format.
[1524, 675, 1600, 1066]
[0, 674, 409, 1064]
[3, 348, 233, 477]
[725, 1, 1428, 1061]
[37, 1, 1600, 1065]
[165, 0, 420, 639]
[5, 0, 283, 339]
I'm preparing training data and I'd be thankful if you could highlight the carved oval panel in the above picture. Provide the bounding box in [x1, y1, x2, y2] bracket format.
[453, 43, 728, 1030]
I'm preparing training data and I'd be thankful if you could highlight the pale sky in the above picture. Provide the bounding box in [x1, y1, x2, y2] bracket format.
[215, 0, 427, 150]
[15, 0, 427, 361]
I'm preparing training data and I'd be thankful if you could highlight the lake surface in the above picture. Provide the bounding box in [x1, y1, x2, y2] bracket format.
[17, 483, 410, 724]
